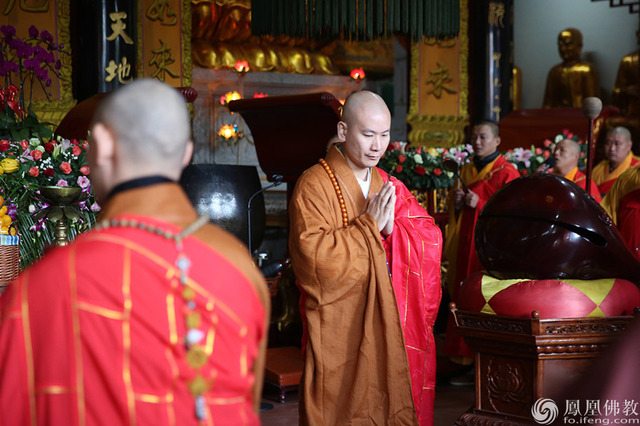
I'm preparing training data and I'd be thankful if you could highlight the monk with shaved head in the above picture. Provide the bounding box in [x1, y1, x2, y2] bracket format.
[0, 79, 270, 425]
[289, 90, 443, 425]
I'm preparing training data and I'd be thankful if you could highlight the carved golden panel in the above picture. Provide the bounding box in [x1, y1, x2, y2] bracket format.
[408, 0, 469, 148]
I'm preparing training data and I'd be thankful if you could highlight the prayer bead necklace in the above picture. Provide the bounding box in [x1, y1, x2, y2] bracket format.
[319, 158, 349, 227]
[94, 215, 211, 420]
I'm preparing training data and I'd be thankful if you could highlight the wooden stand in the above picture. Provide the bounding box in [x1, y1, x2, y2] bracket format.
[264, 346, 305, 403]
[450, 304, 637, 425]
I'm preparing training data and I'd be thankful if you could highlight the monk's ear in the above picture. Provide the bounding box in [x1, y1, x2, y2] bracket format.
[182, 140, 194, 168]
[495, 136, 501, 148]
[337, 121, 347, 141]
[89, 123, 115, 167]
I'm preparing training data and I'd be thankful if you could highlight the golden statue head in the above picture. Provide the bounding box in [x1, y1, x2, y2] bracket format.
[557, 28, 583, 62]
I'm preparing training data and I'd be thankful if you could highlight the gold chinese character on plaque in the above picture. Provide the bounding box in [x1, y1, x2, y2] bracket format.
[105, 56, 133, 84]
[146, 0, 178, 26]
[149, 39, 179, 81]
[425, 62, 457, 99]
[3, 0, 48, 15]
[106, 11, 134, 45]
[488, 3, 505, 28]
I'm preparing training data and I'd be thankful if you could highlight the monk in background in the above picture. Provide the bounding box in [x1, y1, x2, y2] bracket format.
[443, 120, 520, 367]
[543, 28, 601, 108]
[601, 166, 640, 259]
[0, 79, 270, 425]
[289, 90, 442, 425]
[592, 126, 639, 196]
[549, 138, 602, 202]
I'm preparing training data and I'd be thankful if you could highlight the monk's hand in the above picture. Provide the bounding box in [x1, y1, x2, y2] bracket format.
[464, 191, 479, 209]
[381, 184, 396, 236]
[453, 188, 465, 210]
[366, 182, 395, 232]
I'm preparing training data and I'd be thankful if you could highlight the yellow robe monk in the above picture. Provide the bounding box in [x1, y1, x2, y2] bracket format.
[0, 183, 269, 425]
[592, 152, 640, 196]
[601, 167, 640, 259]
[289, 146, 442, 425]
[443, 155, 520, 359]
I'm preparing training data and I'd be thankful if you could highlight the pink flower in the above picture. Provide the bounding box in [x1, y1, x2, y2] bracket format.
[28, 167, 39, 177]
[415, 165, 426, 175]
[415, 146, 423, 155]
[81, 140, 89, 150]
[72, 145, 81, 156]
[433, 168, 442, 176]
[395, 165, 403, 173]
[389, 142, 402, 151]
[90, 202, 101, 212]
[60, 162, 72, 174]
[535, 147, 542, 155]
[542, 151, 550, 159]
[398, 155, 406, 164]
[77, 176, 90, 189]
[80, 165, 90, 175]
[19, 140, 28, 150]
[31, 150, 42, 160]
[0, 140, 9, 152]
[543, 139, 552, 147]
[56, 179, 68, 187]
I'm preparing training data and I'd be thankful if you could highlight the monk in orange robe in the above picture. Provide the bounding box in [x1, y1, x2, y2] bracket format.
[601, 167, 640, 259]
[0, 80, 270, 425]
[551, 138, 602, 202]
[289, 91, 442, 425]
[593, 127, 640, 196]
[443, 120, 520, 360]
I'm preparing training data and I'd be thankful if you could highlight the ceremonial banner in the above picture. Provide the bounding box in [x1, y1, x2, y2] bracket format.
[408, 0, 468, 147]
[137, 0, 191, 87]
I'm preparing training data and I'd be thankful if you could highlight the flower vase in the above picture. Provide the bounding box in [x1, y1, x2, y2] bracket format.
[35, 186, 86, 247]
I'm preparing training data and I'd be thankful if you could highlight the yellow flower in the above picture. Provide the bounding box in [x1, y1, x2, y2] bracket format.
[1, 158, 19, 174]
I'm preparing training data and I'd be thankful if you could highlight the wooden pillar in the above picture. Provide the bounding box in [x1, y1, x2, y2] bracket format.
[468, 0, 514, 123]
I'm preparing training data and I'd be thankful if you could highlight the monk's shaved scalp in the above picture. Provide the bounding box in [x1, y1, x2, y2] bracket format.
[341, 91, 387, 125]
[608, 126, 632, 141]
[93, 79, 190, 171]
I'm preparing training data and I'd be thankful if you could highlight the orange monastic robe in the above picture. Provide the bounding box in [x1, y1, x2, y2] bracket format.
[592, 152, 640, 196]
[564, 167, 602, 202]
[0, 184, 269, 426]
[289, 146, 442, 426]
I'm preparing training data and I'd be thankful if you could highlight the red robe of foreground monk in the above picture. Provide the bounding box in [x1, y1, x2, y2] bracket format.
[0, 184, 269, 426]
[289, 146, 442, 425]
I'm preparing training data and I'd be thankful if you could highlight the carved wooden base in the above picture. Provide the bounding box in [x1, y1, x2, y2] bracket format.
[451, 306, 638, 425]
[455, 408, 534, 426]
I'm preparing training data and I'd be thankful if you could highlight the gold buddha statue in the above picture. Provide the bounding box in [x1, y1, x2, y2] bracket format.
[191, 0, 337, 75]
[612, 29, 639, 118]
[609, 29, 640, 149]
[543, 28, 601, 108]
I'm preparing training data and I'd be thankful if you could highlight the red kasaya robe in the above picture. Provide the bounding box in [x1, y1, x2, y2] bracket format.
[563, 167, 603, 202]
[0, 184, 270, 426]
[592, 152, 640, 196]
[289, 146, 442, 426]
[443, 155, 520, 358]
[601, 167, 640, 259]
